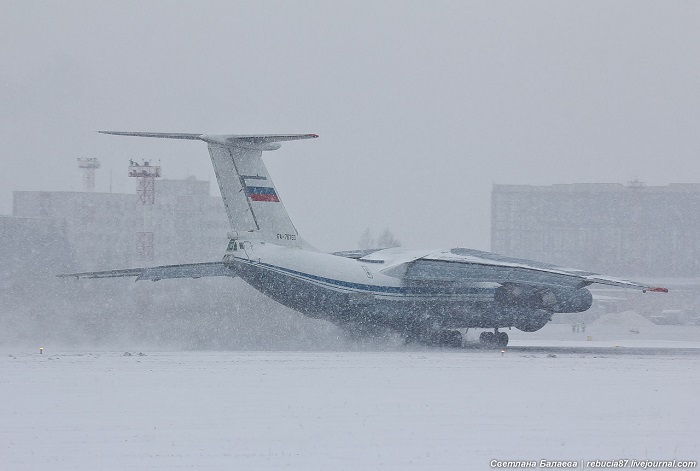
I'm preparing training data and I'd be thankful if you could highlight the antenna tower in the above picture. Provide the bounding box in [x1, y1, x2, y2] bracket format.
[128, 159, 162, 261]
[77, 158, 100, 192]
[129, 159, 162, 204]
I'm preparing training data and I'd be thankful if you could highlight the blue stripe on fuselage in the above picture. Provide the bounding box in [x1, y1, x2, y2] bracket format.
[230, 256, 494, 299]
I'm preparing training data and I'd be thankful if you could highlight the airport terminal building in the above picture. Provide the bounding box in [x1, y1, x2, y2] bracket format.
[491, 182, 700, 278]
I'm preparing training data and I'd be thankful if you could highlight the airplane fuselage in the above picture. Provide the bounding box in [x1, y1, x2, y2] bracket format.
[222, 239, 546, 338]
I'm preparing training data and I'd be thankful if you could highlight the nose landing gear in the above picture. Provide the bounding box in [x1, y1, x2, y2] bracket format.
[479, 329, 509, 348]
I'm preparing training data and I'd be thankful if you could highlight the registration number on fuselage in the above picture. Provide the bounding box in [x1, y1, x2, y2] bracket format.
[277, 233, 297, 241]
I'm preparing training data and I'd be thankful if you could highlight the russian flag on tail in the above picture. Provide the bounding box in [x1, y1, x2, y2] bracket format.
[246, 186, 280, 202]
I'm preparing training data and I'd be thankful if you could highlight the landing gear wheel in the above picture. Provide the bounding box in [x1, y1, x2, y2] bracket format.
[479, 331, 496, 347]
[479, 331, 508, 348]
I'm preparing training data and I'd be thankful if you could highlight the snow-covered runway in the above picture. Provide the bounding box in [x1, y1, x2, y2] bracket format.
[2, 346, 698, 470]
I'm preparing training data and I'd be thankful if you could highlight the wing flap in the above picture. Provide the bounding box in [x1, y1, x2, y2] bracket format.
[582, 275, 668, 292]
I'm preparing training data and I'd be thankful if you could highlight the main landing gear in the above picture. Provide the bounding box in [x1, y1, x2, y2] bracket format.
[479, 329, 509, 348]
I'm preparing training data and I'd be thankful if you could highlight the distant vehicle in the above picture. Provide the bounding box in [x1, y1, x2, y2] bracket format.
[60, 131, 667, 347]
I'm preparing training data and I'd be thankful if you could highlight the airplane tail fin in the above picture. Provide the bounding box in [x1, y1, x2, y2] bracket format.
[99, 131, 318, 248]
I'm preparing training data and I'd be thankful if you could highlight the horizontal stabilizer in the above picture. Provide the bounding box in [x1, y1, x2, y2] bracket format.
[58, 262, 235, 282]
[98, 131, 318, 149]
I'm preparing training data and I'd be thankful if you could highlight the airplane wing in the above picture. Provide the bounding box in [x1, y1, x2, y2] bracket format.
[58, 262, 235, 282]
[380, 248, 668, 292]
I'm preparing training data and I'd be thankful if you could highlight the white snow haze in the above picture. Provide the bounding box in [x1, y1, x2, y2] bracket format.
[1, 2, 699, 470]
[1, 1, 698, 250]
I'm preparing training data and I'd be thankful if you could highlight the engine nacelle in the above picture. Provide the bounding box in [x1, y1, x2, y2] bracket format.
[549, 287, 593, 313]
[495, 285, 593, 313]
[513, 310, 551, 332]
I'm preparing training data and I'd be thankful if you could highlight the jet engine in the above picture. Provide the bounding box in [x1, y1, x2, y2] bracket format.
[495, 284, 593, 313]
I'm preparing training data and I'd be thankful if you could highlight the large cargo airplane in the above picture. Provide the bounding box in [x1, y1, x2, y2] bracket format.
[60, 132, 667, 347]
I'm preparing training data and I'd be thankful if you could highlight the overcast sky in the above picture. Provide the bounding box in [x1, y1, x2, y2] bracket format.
[1, 1, 698, 252]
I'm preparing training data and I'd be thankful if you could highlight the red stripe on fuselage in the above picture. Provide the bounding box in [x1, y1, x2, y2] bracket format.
[249, 194, 280, 202]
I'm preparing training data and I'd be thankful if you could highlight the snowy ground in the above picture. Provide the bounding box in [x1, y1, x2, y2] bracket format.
[2, 329, 699, 471]
[489, 316, 700, 349]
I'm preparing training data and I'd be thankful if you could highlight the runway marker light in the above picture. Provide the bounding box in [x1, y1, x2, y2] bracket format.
[39, 347, 43, 354]
[500, 349, 505, 356]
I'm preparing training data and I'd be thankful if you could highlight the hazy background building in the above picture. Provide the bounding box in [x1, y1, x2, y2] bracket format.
[0, 215, 73, 293]
[491, 182, 700, 324]
[0, 176, 342, 349]
[12, 177, 229, 270]
[491, 182, 700, 278]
